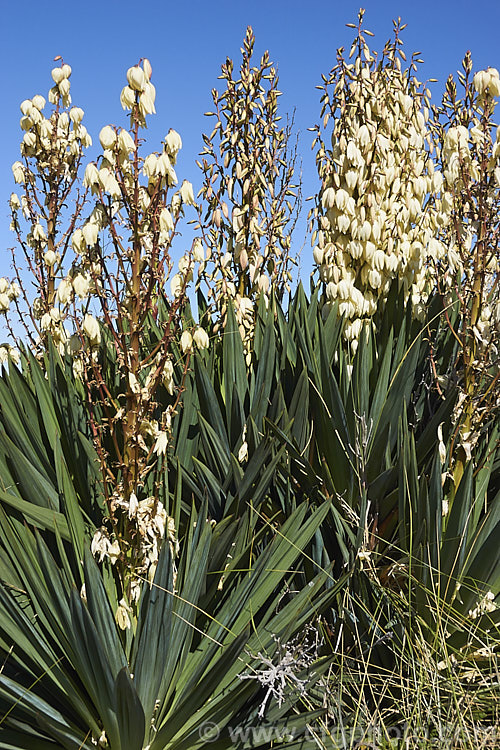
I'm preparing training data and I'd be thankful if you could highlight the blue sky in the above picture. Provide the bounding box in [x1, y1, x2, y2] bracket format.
[1, 0, 499, 338]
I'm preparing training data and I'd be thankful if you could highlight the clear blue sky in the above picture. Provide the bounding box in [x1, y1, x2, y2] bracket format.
[1, 0, 499, 338]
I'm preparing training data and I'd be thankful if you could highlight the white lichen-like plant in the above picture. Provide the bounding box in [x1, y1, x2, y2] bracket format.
[239, 630, 321, 719]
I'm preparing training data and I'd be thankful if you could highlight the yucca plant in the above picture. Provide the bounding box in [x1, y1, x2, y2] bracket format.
[0, 344, 355, 749]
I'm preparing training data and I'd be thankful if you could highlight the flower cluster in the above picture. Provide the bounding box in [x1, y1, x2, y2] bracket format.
[311, 13, 448, 349]
[91, 497, 179, 628]
[8, 59, 91, 350]
[197, 26, 299, 363]
[8, 58, 211, 614]
[429, 55, 500, 469]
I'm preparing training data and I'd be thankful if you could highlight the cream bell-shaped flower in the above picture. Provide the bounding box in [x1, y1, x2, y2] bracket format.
[321, 187, 336, 209]
[83, 163, 100, 192]
[192, 238, 205, 262]
[12, 162, 24, 184]
[257, 275, 270, 294]
[127, 66, 146, 92]
[32, 94, 46, 110]
[9, 193, 21, 211]
[488, 68, 500, 97]
[156, 152, 174, 178]
[170, 273, 183, 297]
[118, 129, 136, 154]
[32, 223, 47, 243]
[193, 327, 209, 349]
[139, 82, 156, 114]
[71, 228, 86, 254]
[56, 278, 73, 305]
[0, 294, 10, 313]
[159, 208, 174, 234]
[40, 313, 52, 331]
[73, 274, 91, 299]
[58, 79, 71, 100]
[8, 282, 20, 300]
[120, 86, 136, 110]
[83, 314, 101, 346]
[143, 153, 157, 179]
[20, 99, 32, 115]
[180, 180, 195, 206]
[82, 222, 99, 247]
[165, 129, 182, 159]
[43, 250, 57, 267]
[51, 67, 65, 84]
[143, 58, 153, 80]
[69, 106, 84, 124]
[153, 430, 168, 456]
[99, 125, 117, 150]
[180, 330, 193, 352]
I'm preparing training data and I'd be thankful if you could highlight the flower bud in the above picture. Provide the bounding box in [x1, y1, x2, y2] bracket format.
[239, 248, 248, 269]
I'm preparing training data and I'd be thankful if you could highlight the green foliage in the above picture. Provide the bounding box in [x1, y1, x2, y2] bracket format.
[0, 283, 498, 746]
